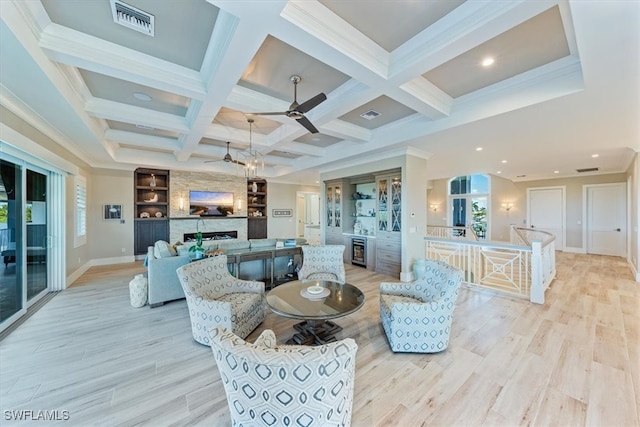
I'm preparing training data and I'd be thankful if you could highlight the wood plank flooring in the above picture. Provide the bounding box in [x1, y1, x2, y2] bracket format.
[0, 252, 638, 426]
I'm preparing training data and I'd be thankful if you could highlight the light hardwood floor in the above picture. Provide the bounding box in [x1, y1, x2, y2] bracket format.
[0, 253, 638, 426]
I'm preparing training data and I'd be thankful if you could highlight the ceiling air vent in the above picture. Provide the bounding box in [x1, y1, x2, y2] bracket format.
[576, 167, 599, 173]
[360, 110, 381, 120]
[110, 0, 154, 36]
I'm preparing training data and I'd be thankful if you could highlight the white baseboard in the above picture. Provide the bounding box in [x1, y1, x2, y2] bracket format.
[66, 256, 138, 288]
[563, 246, 586, 254]
[66, 262, 91, 287]
[91, 255, 136, 266]
[629, 260, 640, 282]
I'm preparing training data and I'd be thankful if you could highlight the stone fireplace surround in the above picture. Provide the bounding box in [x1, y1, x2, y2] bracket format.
[168, 170, 249, 244]
[170, 218, 248, 244]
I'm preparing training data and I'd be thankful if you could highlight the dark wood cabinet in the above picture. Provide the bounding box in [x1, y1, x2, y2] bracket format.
[134, 168, 169, 254]
[248, 179, 267, 239]
[248, 217, 267, 239]
[134, 220, 169, 255]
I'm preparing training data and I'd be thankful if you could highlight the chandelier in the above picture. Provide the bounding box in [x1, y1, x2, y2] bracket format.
[237, 118, 264, 178]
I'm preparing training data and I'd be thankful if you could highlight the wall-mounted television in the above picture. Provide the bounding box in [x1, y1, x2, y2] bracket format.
[189, 190, 234, 216]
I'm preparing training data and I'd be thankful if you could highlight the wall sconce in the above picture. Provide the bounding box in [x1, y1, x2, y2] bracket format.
[179, 197, 184, 212]
[236, 198, 243, 212]
[430, 204, 439, 212]
[501, 202, 514, 211]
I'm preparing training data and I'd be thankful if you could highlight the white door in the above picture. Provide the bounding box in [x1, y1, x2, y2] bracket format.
[528, 187, 564, 250]
[586, 183, 626, 256]
[296, 195, 305, 237]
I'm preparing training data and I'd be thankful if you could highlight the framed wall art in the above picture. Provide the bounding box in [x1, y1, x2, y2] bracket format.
[104, 204, 122, 220]
[272, 209, 292, 217]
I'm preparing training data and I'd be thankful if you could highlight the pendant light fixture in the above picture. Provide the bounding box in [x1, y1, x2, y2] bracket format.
[237, 118, 264, 178]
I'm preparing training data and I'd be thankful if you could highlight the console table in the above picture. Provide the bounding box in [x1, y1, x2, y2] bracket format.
[222, 245, 303, 288]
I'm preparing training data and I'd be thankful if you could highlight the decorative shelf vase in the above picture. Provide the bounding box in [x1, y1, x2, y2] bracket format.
[252, 181, 258, 193]
[150, 174, 156, 188]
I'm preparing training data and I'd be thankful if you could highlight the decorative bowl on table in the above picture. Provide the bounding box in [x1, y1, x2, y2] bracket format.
[300, 285, 330, 299]
[307, 285, 324, 294]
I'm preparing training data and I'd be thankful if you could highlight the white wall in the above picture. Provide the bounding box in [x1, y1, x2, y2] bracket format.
[267, 182, 320, 239]
[514, 173, 627, 249]
[426, 178, 448, 226]
[627, 153, 639, 277]
[491, 175, 522, 242]
[89, 168, 134, 261]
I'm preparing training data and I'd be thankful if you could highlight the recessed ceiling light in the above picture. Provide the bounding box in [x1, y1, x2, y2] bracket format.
[133, 92, 152, 101]
[476, 147, 483, 151]
[554, 170, 559, 174]
[481, 57, 495, 67]
[591, 154, 599, 158]
[497, 171, 502, 174]
[501, 160, 507, 163]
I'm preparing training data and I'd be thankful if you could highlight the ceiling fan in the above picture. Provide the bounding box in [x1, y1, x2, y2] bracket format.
[204, 141, 245, 165]
[247, 75, 326, 134]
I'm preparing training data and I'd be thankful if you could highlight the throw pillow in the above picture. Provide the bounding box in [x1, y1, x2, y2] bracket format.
[153, 240, 176, 258]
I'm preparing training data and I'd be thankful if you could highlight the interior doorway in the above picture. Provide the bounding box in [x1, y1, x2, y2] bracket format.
[527, 186, 565, 250]
[296, 192, 320, 244]
[584, 182, 626, 256]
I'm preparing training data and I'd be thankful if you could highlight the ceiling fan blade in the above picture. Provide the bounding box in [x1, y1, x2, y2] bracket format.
[247, 111, 287, 116]
[232, 159, 246, 166]
[296, 116, 319, 134]
[296, 93, 326, 114]
[204, 159, 222, 163]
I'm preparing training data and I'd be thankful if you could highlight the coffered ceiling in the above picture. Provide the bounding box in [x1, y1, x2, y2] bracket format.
[0, 0, 638, 183]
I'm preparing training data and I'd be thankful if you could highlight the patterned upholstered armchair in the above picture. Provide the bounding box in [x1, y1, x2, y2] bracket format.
[379, 258, 463, 353]
[297, 245, 346, 284]
[176, 255, 265, 346]
[210, 326, 358, 426]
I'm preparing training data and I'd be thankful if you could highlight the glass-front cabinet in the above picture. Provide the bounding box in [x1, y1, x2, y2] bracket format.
[352, 182, 376, 236]
[376, 174, 401, 233]
[325, 180, 343, 244]
[375, 172, 401, 277]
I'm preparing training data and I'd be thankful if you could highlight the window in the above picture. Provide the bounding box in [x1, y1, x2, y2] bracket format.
[448, 174, 490, 239]
[449, 174, 489, 195]
[74, 175, 86, 247]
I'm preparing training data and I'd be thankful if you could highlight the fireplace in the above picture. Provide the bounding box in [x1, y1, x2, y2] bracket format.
[183, 231, 237, 242]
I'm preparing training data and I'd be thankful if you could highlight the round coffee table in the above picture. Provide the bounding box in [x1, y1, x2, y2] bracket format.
[266, 279, 365, 345]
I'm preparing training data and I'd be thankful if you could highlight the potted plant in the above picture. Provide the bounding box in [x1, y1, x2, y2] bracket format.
[188, 231, 205, 259]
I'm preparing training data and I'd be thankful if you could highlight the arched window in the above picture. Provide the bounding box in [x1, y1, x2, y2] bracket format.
[448, 174, 490, 239]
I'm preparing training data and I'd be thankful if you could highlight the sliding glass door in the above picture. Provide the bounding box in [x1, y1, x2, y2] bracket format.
[0, 158, 49, 328]
[0, 159, 24, 324]
[26, 169, 48, 300]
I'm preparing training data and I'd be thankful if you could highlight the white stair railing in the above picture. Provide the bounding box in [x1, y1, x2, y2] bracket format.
[424, 226, 556, 304]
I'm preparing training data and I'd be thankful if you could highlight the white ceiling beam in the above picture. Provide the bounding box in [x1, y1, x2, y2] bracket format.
[85, 98, 190, 133]
[39, 24, 207, 100]
[104, 129, 181, 151]
[320, 120, 370, 143]
[175, 6, 285, 162]
[270, 141, 325, 157]
[280, 0, 389, 79]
